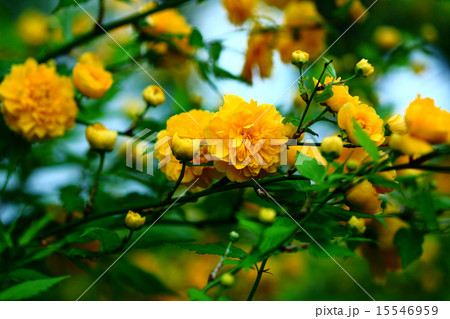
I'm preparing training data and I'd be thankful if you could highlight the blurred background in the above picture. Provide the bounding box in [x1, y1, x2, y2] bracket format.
[0, 0, 449, 300]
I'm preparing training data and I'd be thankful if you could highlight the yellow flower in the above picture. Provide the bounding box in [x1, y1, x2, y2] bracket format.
[154, 110, 222, 191]
[321, 136, 343, 159]
[348, 216, 366, 233]
[355, 58, 374, 77]
[263, 0, 293, 9]
[85, 123, 118, 152]
[375, 170, 397, 194]
[142, 85, 165, 106]
[258, 207, 277, 223]
[242, 26, 274, 83]
[389, 133, 433, 157]
[405, 95, 450, 145]
[222, 0, 257, 25]
[125, 210, 146, 230]
[144, 8, 193, 57]
[314, 76, 360, 112]
[17, 10, 49, 46]
[72, 52, 113, 99]
[386, 114, 407, 135]
[345, 180, 382, 214]
[283, 122, 298, 139]
[337, 103, 385, 146]
[204, 95, 288, 182]
[276, 1, 326, 62]
[291, 50, 309, 66]
[335, 146, 367, 169]
[72, 13, 94, 36]
[374, 26, 402, 50]
[0, 58, 77, 142]
[336, 0, 367, 22]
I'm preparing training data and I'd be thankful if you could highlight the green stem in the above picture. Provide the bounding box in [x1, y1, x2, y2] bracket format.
[208, 241, 233, 282]
[247, 258, 268, 301]
[85, 151, 106, 214]
[124, 105, 151, 135]
[38, 0, 193, 62]
[120, 229, 134, 250]
[295, 61, 332, 138]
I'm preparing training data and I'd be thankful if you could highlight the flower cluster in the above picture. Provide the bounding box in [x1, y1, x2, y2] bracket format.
[0, 58, 78, 142]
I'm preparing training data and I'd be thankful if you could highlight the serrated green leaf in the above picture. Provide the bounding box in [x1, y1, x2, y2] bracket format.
[173, 242, 248, 259]
[295, 153, 325, 183]
[352, 118, 380, 162]
[323, 57, 337, 79]
[8, 269, 49, 282]
[256, 217, 298, 257]
[0, 276, 69, 301]
[314, 85, 334, 103]
[394, 228, 424, 268]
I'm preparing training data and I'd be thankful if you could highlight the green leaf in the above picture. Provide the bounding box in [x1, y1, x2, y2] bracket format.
[188, 288, 213, 301]
[295, 153, 326, 183]
[189, 28, 205, 48]
[208, 41, 223, 61]
[352, 118, 380, 162]
[394, 228, 424, 268]
[60, 185, 84, 212]
[256, 217, 298, 257]
[80, 227, 122, 252]
[8, 269, 49, 282]
[314, 85, 334, 103]
[174, 242, 248, 259]
[0, 276, 69, 301]
[368, 174, 401, 192]
[323, 57, 337, 79]
[18, 215, 52, 246]
[309, 242, 357, 258]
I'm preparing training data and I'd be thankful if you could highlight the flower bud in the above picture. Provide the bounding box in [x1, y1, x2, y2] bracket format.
[220, 273, 235, 287]
[345, 180, 382, 214]
[85, 123, 118, 152]
[73, 52, 113, 98]
[386, 114, 407, 135]
[258, 207, 277, 223]
[321, 136, 343, 160]
[389, 133, 433, 157]
[142, 85, 165, 106]
[125, 210, 146, 230]
[346, 159, 359, 172]
[355, 58, 374, 77]
[229, 231, 240, 243]
[348, 216, 366, 233]
[171, 132, 195, 161]
[291, 50, 309, 66]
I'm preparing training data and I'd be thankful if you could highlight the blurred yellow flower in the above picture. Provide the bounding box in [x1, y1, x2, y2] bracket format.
[348, 216, 366, 233]
[125, 210, 146, 230]
[386, 114, 407, 135]
[17, 10, 49, 46]
[72, 13, 94, 36]
[242, 26, 274, 83]
[405, 95, 450, 145]
[72, 52, 113, 99]
[85, 123, 118, 152]
[336, 0, 367, 22]
[389, 133, 433, 157]
[263, 0, 293, 9]
[276, 1, 326, 62]
[345, 180, 382, 214]
[0, 58, 77, 142]
[223, 0, 257, 25]
[204, 95, 288, 182]
[154, 110, 222, 190]
[314, 76, 360, 112]
[258, 207, 277, 223]
[337, 103, 385, 146]
[374, 26, 402, 50]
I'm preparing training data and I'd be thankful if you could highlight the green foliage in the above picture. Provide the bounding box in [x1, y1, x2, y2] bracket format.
[352, 118, 380, 161]
[0, 276, 70, 301]
[174, 242, 248, 259]
[80, 227, 122, 252]
[295, 153, 326, 183]
[394, 228, 424, 268]
[53, 0, 91, 12]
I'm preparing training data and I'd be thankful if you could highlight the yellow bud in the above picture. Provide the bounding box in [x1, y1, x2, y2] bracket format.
[73, 53, 113, 99]
[348, 216, 366, 233]
[355, 58, 374, 77]
[171, 132, 195, 161]
[283, 122, 297, 139]
[373, 26, 402, 50]
[85, 123, 118, 151]
[142, 85, 165, 106]
[17, 10, 49, 46]
[125, 210, 146, 230]
[386, 114, 407, 135]
[258, 207, 277, 223]
[291, 50, 309, 66]
[321, 136, 343, 159]
[220, 273, 235, 287]
[346, 159, 359, 172]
